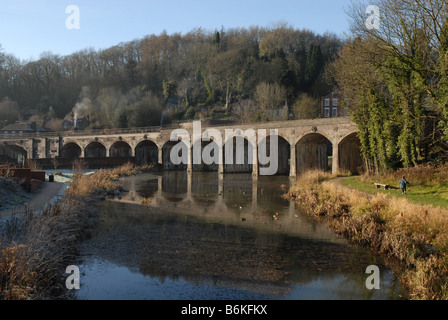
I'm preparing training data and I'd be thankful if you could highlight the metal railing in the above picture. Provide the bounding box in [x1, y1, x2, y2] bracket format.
[1, 125, 165, 140]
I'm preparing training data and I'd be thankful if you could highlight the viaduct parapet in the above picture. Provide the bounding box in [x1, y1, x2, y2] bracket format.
[0, 117, 361, 177]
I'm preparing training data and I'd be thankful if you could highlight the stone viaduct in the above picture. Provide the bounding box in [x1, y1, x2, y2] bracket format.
[0, 117, 362, 177]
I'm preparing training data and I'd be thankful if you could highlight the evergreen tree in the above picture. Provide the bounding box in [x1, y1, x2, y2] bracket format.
[305, 44, 324, 87]
[213, 31, 221, 47]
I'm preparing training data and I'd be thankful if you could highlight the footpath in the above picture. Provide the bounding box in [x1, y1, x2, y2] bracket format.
[0, 180, 67, 218]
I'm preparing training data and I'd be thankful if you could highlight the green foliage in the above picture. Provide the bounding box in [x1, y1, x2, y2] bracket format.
[213, 31, 221, 47]
[436, 19, 448, 141]
[305, 44, 324, 87]
[162, 80, 176, 102]
[184, 106, 196, 120]
[330, 0, 448, 173]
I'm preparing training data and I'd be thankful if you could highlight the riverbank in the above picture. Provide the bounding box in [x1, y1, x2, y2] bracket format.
[285, 170, 448, 300]
[0, 163, 152, 300]
[339, 165, 448, 209]
[0, 180, 67, 218]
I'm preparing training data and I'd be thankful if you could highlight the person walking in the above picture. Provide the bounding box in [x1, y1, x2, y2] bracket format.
[399, 176, 409, 194]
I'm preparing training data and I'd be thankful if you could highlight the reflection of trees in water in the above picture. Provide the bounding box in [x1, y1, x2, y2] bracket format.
[83, 201, 404, 299]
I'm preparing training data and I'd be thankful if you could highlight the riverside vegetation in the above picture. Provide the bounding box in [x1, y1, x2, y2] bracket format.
[0, 163, 151, 300]
[286, 167, 448, 300]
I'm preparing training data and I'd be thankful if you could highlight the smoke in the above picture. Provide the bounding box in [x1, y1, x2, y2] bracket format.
[73, 86, 92, 127]
[69, 86, 166, 128]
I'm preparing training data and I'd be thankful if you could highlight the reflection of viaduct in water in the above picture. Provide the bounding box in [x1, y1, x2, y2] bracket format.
[115, 172, 343, 242]
[121, 173, 263, 210]
[0, 118, 362, 176]
[120, 173, 297, 225]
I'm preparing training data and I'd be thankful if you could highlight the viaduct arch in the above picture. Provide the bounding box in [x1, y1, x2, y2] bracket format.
[1, 118, 362, 176]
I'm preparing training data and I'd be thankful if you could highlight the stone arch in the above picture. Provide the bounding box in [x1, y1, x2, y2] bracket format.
[295, 133, 332, 174]
[110, 141, 132, 158]
[223, 136, 253, 173]
[85, 141, 107, 158]
[61, 142, 82, 159]
[0, 144, 28, 164]
[258, 135, 290, 176]
[135, 140, 158, 165]
[338, 132, 363, 174]
[162, 140, 188, 171]
[192, 138, 219, 172]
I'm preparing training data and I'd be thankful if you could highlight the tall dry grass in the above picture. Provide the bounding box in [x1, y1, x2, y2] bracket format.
[0, 198, 96, 299]
[286, 170, 448, 300]
[67, 162, 149, 197]
[0, 163, 153, 300]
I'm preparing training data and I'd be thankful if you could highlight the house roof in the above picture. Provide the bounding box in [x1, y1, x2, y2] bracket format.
[322, 92, 341, 99]
[63, 113, 89, 123]
[63, 112, 74, 122]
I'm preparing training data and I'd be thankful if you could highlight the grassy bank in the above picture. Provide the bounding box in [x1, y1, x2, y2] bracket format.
[0, 163, 151, 300]
[341, 165, 448, 209]
[286, 170, 448, 300]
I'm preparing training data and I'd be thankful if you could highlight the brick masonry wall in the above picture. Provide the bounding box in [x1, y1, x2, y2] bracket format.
[0, 167, 46, 192]
[31, 171, 46, 182]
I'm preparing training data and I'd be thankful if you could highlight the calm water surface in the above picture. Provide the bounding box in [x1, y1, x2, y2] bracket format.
[76, 172, 405, 300]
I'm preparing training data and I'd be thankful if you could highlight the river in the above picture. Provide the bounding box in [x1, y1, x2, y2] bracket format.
[75, 171, 406, 300]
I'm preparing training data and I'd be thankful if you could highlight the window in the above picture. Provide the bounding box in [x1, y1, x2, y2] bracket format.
[324, 99, 330, 107]
[324, 108, 330, 118]
[332, 108, 338, 117]
[333, 98, 338, 107]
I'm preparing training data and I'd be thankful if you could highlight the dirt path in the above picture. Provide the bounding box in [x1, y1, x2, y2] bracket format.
[0, 181, 67, 218]
[326, 176, 375, 199]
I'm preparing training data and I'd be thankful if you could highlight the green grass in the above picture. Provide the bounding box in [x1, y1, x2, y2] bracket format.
[340, 176, 448, 209]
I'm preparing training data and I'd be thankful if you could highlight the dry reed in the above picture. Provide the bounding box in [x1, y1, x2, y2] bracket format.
[0, 198, 95, 299]
[286, 170, 448, 300]
[0, 163, 153, 300]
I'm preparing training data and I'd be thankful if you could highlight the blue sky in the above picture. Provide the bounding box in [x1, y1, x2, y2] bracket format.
[0, 0, 354, 61]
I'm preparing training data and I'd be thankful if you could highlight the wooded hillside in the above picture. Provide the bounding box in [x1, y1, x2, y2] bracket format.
[0, 24, 343, 129]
